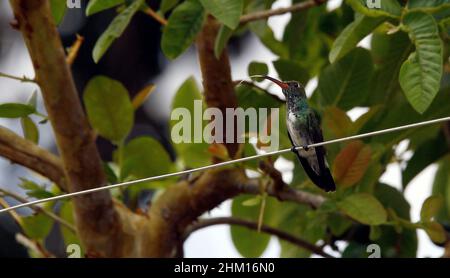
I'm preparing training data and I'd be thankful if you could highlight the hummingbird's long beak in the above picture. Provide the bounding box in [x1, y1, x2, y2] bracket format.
[261, 75, 289, 89]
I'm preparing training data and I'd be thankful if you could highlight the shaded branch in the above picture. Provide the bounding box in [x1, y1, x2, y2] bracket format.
[240, 0, 327, 25]
[0, 126, 67, 191]
[184, 217, 335, 258]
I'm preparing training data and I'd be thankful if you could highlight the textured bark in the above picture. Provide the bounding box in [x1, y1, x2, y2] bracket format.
[197, 16, 239, 158]
[0, 126, 67, 191]
[9, 0, 120, 256]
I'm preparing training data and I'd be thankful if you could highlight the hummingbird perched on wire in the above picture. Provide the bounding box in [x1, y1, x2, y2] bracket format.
[260, 76, 336, 192]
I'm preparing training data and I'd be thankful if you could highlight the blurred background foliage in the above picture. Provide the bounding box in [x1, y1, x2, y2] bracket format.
[1, 0, 450, 258]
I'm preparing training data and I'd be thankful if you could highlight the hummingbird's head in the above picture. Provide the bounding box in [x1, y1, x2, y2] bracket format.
[259, 76, 305, 98]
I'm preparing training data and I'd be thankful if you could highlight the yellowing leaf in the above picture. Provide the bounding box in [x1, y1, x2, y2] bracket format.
[423, 221, 446, 243]
[420, 195, 444, 221]
[333, 140, 372, 188]
[132, 84, 156, 109]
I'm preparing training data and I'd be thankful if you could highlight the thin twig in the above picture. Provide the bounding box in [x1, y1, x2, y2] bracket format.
[142, 7, 168, 25]
[1, 116, 450, 214]
[66, 34, 84, 66]
[0, 188, 76, 233]
[0, 72, 36, 83]
[184, 217, 335, 258]
[234, 80, 285, 103]
[240, 0, 327, 24]
[0, 197, 22, 224]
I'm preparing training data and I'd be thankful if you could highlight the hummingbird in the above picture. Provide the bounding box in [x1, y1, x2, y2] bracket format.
[261, 76, 336, 192]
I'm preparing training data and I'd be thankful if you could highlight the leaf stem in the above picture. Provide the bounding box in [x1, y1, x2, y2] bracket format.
[142, 7, 168, 25]
[239, 0, 327, 25]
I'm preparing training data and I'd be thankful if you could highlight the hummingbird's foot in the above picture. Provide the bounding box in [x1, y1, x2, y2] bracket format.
[290, 146, 297, 153]
[302, 144, 309, 151]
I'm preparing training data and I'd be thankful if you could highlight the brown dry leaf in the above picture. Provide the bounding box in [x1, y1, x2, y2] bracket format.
[333, 140, 372, 189]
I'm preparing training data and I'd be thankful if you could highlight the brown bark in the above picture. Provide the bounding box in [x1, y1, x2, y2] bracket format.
[197, 16, 239, 158]
[0, 126, 67, 191]
[9, 0, 120, 256]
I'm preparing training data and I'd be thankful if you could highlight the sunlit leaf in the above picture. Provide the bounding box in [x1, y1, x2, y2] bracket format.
[399, 11, 443, 114]
[338, 193, 387, 225]
[83, 76, 134, 143]
[0, 103, 35, 118]
[420, 195, 444, 221]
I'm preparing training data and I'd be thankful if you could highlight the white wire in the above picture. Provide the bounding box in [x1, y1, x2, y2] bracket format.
[1, 116, 450, 214]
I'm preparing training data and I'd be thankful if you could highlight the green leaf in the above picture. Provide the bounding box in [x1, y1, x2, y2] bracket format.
[279, 207, 327, 258]
[160, 0, 181, 13]
[330, 13, 386, 63]
[366, 31, 413, 105]
[422, 221, 446, 243]
[18, 179, 55, 199]
[170, 77, 210, 168]
[86, 0, 125, 16]
[273, 59, 310, 85]
[92, 0, 144, 63]
[420, 195, 444, 221]
[399, 12, 443, 114]
[199, 0, 243, 29]
[432, 157, 450, 225]
[0, 103, 35, 118]
[338, 193, 387, 225]
[402, 132, 448, 188]
[317, 48, 374, 110]
[161, 0, 205, 60]
[214, 25, 233, 59]
[346, 0, 402, 18]
[327, 213, 352, 237]
[248, 61, 268, 77]
[59, 201, 83, 254]
[121, 136, 172, 179]
[50, 0, 68, 25]
[20, 213, 53, 240]
[230, 195, 270, 257]
[333, 141, 372, 189]
[408, 0, 450, 13]
[83, 76, 134, 143]
[21, 117, 39, 144]
[373, 183, 418, 258]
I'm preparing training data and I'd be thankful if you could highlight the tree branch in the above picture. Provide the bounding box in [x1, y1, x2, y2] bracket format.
[9, 0, 121, 256]
[184, 217, 335, 258]
[240, 0, 327, 25]
[0, 126, 67, 191]
[197, 16, 240, 158]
